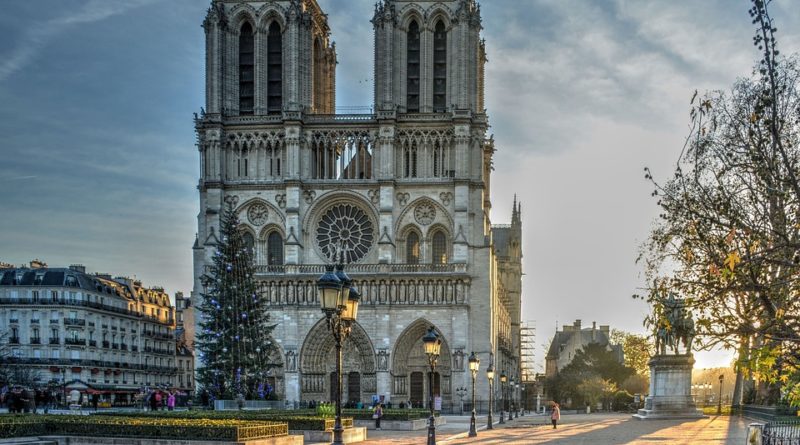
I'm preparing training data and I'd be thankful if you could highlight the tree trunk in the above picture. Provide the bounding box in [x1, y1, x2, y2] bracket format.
[731, 335, 749, 408]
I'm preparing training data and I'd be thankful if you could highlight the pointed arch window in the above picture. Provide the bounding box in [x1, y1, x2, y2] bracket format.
[404, 142, 418, 178]
[242, 232, 255, 257]
[267, 22, 283, 114]
[267, 231, 284, 266]
[406, 231, 420, 264]
[431, 230, 448, 264]
[433, 20, 447, 112]
[407, 20, 421, 112]
[239, 22, 255, 115]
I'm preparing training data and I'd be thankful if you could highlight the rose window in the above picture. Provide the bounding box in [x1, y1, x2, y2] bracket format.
[316, 204, 375, 263]
[414, 202, 436, 225]
[247, 203, 269, 226]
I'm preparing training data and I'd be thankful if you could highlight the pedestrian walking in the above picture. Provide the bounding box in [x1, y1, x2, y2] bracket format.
[373, 403, 383, 430]
[551, 402, 561, 429]
[167, 392, 176, 411]
[154, 391, 163, 411]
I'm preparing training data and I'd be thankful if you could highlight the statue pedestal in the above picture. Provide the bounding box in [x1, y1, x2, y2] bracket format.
[633, 354, 705, 420]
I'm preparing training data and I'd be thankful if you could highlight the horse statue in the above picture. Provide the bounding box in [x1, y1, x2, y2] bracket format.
[654, 292, 695, 356]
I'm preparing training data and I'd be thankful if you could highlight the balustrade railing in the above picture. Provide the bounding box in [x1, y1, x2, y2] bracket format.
[254, 263, 466, 275]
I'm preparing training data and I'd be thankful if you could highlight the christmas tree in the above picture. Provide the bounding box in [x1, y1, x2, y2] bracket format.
[196, 203, 279, 400]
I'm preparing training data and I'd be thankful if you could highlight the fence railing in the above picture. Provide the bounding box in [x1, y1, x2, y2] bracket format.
[764, 420, 800, 445]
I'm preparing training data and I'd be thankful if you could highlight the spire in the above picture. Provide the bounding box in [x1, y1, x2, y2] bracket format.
[512, 195, 520, 226]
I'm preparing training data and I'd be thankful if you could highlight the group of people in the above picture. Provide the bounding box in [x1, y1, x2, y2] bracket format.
[144, 389, 179, 411]
[0, 387, 64, 413]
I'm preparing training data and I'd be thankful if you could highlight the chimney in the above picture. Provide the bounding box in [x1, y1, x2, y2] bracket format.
[592, 322, 597, 341]
[574, 319, 582, 331]
[69, 264, 86, 274]
[600, 325, 610, 335]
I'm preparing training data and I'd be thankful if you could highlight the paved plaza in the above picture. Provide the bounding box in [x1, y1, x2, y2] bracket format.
[355, 413, 749, 445]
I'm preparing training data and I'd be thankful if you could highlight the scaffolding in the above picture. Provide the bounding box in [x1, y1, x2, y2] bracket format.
[521, 321, 537, 383]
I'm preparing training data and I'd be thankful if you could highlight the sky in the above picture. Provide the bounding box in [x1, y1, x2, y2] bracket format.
[2, 0, 800, 371]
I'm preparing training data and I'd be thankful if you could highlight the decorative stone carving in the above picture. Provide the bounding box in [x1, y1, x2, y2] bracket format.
[377, 349, 390, 371]
[396, 192, 410, 206]
[224, 195, 240, 206]
[303, 190, 317, 204]
[285, 350, 297, 372]
[414, 202, 436, 225]
[247, 203, 269, 226]
[439, 192, 453, 206]
[453, 349, 465, 371]
[368, 189, 380, 205]
[274, 194, 286, 209]
[315, 203, 375, 263]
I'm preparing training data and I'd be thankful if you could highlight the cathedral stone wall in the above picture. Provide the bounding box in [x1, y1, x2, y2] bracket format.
[192, 0, 522, 408]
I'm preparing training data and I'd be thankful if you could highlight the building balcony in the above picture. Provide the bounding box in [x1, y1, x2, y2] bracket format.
[88, 340, 97, 347]
[131, 345, 139, 352]
[111, 343, 119, 350]
[30, 319, 40, 324]
[30, 338, 41, 345]
[49, 319, 59, 324]
[9, 337, 20, 344]
[120, 344, 128, 351]
[49, 338, 60, 345]
[9, 318, 18, 324]
[65, 338, 86, 346]
[102, 341, 110, 348]
[64, 318, 86, 327]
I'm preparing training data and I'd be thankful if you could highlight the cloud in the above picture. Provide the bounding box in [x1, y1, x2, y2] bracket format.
[0, 0, 159, 82]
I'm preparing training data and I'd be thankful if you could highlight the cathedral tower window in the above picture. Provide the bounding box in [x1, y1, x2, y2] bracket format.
[433, 20, 447, 112]
[267, 22, 283, 114]
[404, 143, 418, 178]
[431, 230, 448, 264]
[239, 23, 255, 115]
[313, 37, 324, 112]
[267, 231, 284, 266]
[407, 20, 421, 112]
[406, 231, 420, 264]
[242, 231, 255, 256]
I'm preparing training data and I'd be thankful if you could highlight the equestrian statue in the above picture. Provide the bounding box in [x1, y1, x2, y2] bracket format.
[654, 292, 695, 356]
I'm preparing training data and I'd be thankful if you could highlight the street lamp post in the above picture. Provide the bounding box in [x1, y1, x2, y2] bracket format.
[468, 352, 480, 437]
[423, 327, 442, 445]
[486, 365, 494, 430]
[717, 375, 724, 416]
[509, 378, 515, 419]
[499, 371, 507, 424]
[317, 264, 361, 445]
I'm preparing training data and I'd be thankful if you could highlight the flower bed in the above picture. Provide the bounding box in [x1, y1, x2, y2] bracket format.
[93, 411, 353, 431]
[0, 415, 288, 442]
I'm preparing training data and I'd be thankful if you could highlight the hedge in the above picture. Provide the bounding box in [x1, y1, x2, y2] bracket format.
[93, 410, 353, 431]
[341, 408, 435, 421]
[0, 415, 288, 441]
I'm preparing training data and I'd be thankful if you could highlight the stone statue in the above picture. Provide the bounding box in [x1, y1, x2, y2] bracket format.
[654, 293, 695, 356]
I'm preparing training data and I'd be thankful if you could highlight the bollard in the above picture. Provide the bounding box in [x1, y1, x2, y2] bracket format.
[746, 423, 764, 445]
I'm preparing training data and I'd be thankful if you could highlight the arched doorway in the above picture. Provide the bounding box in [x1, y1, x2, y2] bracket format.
[300, 319, 376, 404]
[391, 320, 452, 410]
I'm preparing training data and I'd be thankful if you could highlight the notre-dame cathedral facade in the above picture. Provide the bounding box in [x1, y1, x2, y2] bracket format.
[191, 0, 523, 408]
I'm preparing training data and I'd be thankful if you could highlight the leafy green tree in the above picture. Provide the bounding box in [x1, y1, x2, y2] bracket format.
[545, 343, 635, 407]
[639, 0, 800, 406]
[196, 203, 279, 400]
[610, 330, 653, 377]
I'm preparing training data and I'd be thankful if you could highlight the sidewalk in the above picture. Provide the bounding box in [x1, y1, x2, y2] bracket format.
[357, 413, 749, 445]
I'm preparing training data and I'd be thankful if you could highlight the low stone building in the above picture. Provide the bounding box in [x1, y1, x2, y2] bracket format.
[0, 262, 180, 405]
[545, 320, 623, 377]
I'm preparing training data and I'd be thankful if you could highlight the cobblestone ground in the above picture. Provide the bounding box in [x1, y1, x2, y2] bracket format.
[355, 413, 749, 445]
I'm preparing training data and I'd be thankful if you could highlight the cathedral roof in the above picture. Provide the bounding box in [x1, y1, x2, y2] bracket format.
[492, 225, 511, 255]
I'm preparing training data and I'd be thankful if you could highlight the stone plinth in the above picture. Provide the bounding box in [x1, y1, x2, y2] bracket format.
[633, 354, 705, 420]
[288, 427, 367, 444]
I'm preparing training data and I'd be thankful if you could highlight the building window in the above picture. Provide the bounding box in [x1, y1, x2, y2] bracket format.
[242, 231, 255, 256]
[433, 20, 447, 112]
[407, 20, 421, 112]
[431, 231, 448, 264]
[406, 231, 420, 264]
[404, 143, 418, 178]
[267, 231, 284, 266]
[239, 22, 255, 115]
[267, 22, 283, 114]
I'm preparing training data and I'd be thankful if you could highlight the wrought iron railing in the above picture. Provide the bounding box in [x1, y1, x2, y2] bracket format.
[764, 420, 800, 445]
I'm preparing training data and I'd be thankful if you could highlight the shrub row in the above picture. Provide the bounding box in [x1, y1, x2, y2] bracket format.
[94, 410, 354, 431]
[341, 408, 435, 421]
[0, 415, 288, 441]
